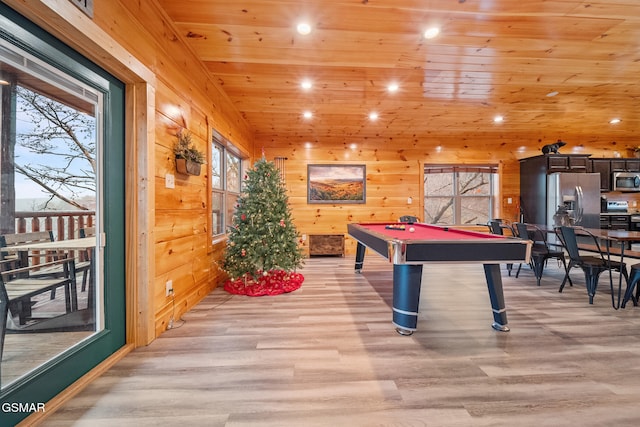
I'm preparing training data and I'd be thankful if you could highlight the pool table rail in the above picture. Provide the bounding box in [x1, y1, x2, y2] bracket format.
[347, 223, 532, 265]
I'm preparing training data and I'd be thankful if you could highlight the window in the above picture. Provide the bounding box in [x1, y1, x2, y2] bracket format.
[211, 132, 242, 236]
[424, 165, 498, 225]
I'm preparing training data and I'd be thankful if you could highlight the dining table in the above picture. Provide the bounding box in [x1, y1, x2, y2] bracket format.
[2, 236, 97, 252]
[532, 224, 640, 309]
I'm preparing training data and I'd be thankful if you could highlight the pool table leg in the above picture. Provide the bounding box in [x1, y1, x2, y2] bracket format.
[354, 242, 366, 273]
[392, 264, 423, 335]
[484, 263, 510, 332]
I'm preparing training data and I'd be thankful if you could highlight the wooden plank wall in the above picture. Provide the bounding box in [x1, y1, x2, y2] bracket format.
[257, 136, 634, 256]
[102, 1, 255, 337]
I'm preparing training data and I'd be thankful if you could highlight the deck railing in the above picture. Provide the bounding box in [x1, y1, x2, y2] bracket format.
[15, 211, 95, 241]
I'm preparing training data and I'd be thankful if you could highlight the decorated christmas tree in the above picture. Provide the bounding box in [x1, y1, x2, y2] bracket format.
[223, 157, 304, 296]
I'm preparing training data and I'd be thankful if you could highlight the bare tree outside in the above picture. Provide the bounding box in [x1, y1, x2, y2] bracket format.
[15, 85, 96, 210]
[424, 167, 496, 225]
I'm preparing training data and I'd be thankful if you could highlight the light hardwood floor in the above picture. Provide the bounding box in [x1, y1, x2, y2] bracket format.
[40, 256, 640, 426]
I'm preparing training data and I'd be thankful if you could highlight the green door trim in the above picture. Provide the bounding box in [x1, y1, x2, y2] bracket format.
[0, 4, 126, 425]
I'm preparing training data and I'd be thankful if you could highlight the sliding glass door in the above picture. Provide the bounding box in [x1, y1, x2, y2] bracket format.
[0, 4, 125, 425]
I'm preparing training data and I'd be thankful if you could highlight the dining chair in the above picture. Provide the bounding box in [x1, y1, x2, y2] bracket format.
[488, 220, 514, 275]
[399, 215, 419, 223]
[489, 220, 512, 236]
[556, 226, 629, 305]
[622, 264, 640, 308]
[513, 222, 572, 287]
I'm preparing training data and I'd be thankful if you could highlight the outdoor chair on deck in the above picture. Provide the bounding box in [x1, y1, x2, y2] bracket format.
[1, 231, 93, 300]
[0, 231, 57, 268]
[556, 226, 630, 305]
[0, 231, 64, 299]
[0, 257, 76, 327]
[513, 222, 572, 286]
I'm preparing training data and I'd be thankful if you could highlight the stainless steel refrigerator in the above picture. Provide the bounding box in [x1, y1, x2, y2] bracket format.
[546, 173, 601, 229]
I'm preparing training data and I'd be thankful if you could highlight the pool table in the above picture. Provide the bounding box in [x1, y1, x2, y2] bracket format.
[347, 222, 532, 335]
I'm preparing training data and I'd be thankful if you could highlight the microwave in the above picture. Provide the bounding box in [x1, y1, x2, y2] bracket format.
[613, 172, 640, 191]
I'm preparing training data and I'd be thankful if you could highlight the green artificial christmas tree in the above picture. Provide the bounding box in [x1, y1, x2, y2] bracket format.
[223, 157, 304, 296]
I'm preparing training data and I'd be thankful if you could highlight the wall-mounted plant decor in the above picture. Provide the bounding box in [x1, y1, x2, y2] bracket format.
[173, 129, 205, 176]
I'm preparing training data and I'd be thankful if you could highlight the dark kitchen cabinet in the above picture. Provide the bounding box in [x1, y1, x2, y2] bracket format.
[589, 158, 640, 191]
[611, 159, 640, 172]
[546, 155, 590, 172]
[600, 214, 632, 231]
[590, 159, 611, 191]
[627, 159, 640, 171]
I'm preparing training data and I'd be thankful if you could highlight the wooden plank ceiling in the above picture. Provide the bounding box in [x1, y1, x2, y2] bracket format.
[156, 0, 640, 143]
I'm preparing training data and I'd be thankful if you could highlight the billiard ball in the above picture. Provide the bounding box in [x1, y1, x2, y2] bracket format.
[409, 227, 415, 233]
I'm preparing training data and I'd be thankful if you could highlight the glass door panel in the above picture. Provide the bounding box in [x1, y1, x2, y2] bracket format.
[0, 38, 103, 389]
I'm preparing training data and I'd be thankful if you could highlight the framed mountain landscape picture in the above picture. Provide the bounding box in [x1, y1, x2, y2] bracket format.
[307, 164, 366, 204]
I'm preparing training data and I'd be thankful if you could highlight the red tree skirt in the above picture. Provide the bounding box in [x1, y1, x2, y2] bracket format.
[224, 270, 304, 296]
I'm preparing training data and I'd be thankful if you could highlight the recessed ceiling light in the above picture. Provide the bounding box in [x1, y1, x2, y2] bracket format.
[369, 112, 379, 121]
[610, 118, 621, 124]
[494, 115, 504, 123]
[423, 27, 440, 39]
[546, 91, 559, 97]
[303, 111, 313, 119]
[301, 80, 312, 90]
[387, 83, 399, 93]
[297, 22, 312, 35]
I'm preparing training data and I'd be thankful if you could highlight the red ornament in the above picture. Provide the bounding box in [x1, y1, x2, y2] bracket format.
[241, 213, 246, 221]
[279, 219, 285, 227]
[241, 249, 246, 257]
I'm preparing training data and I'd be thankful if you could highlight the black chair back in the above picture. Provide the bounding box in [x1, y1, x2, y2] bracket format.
[513, 222, 529, 240]
[557, 226, 582, 263]
[399, 215, 419, 223]
[489, 220, 504, 235]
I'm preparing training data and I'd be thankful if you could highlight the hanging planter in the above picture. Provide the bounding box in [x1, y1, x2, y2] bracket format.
[173, 128, 205, 176]
[175, 157, 202, 176]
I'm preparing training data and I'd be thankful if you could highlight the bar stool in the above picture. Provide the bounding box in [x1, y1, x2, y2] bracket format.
[622, 264, 640, 308]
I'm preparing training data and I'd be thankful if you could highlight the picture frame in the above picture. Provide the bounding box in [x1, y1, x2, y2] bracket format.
[307, 164, 366, 204]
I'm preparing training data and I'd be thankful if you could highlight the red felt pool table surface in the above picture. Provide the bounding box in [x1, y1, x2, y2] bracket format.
[358, 222, 505, 241]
